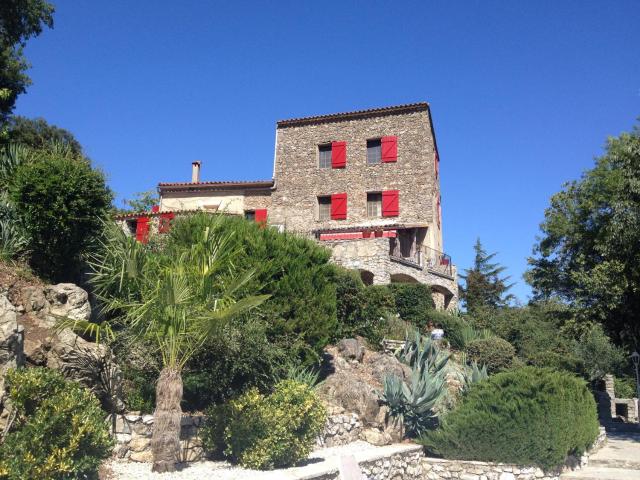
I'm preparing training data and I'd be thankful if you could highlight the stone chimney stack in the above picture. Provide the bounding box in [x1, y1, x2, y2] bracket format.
[191, 161, 201, 183]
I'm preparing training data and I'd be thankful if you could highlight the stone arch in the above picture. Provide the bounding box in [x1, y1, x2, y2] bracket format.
[390, 273, 419, 284]
[431, 284, 456, 311]
[359, 269, 375, 286]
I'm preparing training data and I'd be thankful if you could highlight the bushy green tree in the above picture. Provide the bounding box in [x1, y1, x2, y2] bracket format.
[3, 116, 82, 154]
[526, 123, 640, 346]
[420, 367, 599, 470]
[0, 1, 54, 124]
[9, 143, 112, 280]
[388, 283, 435, 328]
[459, 238, 514, 312]
[121, 189, 159, 213]
[465, 337, 516, 373]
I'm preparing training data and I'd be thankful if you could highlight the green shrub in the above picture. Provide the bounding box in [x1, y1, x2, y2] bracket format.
[9, 144, 112, 281]
[388, 283, 435, 328]
[0, 368, 113, 480]
[168, 214, 337, 364]
[465, 337, 516, 373]
[614, 376, 637, 398]
[334, 267, 395, 346]
[573, 324, 626, 381]
[202, 380, 326, 470]
[420, 367, 599, 470]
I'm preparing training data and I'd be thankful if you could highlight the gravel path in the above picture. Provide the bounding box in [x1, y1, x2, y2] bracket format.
[106, 441, 381, 479]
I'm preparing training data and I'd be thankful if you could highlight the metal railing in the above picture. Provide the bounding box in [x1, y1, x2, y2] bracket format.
[389, 240, 453, 277]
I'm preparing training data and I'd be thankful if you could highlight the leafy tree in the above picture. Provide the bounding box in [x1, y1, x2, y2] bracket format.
[9, 142, 112, 280]
[0, 0, 54, 124]
[459, 238, 514, 312]
[121, 189, 159, 212]
[87, 216, 268, 472]
[526, 123, 640, 347]
[3, 116, 82, 154]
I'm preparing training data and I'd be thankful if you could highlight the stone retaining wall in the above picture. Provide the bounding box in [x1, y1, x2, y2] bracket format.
[112, 413, 204, 463]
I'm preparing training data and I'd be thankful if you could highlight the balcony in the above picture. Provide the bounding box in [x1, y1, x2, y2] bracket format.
[389, 239, 453, 278]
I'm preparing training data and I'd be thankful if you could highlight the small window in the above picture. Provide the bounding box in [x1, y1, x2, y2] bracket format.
[244, 210, 255, 221]
[319, 144, 332, 168]
[367, 139, 382, 164]
[318, 196, 331, 220]
[367, 192, 382, 217]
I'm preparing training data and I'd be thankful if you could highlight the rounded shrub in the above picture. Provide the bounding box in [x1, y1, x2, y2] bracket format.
[465, 337, 516, 373]
[420, 367, 599, 470]
[202, 380, 326, 470]
[0, 367, 113, 480]
[388, 283, 435, 328]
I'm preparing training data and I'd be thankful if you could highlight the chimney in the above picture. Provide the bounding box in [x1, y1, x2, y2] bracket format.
[191, 161, 201, 183]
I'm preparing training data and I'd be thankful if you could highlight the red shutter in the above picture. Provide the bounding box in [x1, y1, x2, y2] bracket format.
[382, 190, 399, 217]
[254, 209, 268, 225]
[151, 205, 160, 213]
[135, 217, 150, 243]
[331, 193, 347, 220]
[331, 141, 346, 168]
[381, 136, 397, 162]
[158, 212, 174, 233]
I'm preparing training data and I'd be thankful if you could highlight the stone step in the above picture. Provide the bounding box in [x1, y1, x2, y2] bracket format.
[589, 458, 640, 470]
[561, 467, 640, 480]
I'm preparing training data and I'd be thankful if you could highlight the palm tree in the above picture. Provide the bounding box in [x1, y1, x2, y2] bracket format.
[86, 214, 268, 472]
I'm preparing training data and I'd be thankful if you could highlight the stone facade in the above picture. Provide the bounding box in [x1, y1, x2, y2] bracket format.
[603, 374, 639, 423]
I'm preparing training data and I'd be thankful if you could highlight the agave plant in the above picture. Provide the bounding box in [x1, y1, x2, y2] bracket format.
[287, 364, 321, 388]
[397, 331, 450, 376]
[461, 361, 488, 391]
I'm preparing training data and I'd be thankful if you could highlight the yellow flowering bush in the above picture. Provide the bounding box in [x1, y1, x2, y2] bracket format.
[0, 368, 113, 480]
[202, 380, 326, 470]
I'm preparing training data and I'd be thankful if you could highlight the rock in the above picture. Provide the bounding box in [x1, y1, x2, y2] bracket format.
[361, 428, 392, 446]
[128, 436, 151, 452]
[499, 473, 515, 480]
[129, 450, 153, 463]
[316, 372, 380, 423]
[0, 292, 24, 430]
[44, 283, 91, 321]
[365, 351, 411, 384]
[337, 338, 365, 362]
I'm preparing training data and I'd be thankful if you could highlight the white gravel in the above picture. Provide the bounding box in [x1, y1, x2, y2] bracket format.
[107, 441, 383, 480]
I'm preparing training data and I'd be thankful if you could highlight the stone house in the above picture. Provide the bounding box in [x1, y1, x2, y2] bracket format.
[115, 103, 457, 309]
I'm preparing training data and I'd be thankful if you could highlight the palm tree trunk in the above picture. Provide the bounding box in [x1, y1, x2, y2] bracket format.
[151, 367, 183, 472]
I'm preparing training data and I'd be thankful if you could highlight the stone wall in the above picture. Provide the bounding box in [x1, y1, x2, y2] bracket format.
[327, 237, 458, 310]
[112, 413, 204, 463]
[317, 411, 363, 448]
[271, 106, 443, 252]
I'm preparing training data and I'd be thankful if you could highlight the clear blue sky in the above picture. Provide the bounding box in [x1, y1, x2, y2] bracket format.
[14, 1, 640, 302]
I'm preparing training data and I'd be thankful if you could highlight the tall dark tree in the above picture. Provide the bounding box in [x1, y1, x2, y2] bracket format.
[4, 116, 83, 154]
[526, 123, 640, 347]
[459, 238, 514, 312]
[0, 0, 54, 125]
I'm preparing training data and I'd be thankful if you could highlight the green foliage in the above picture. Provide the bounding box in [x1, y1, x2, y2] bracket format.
[388, 283, 435, 328]
[459, 238, 514, 312]
[573, 324, 625, 382]
[286, 364, 321, 388]
[382, 333, 449, 436]
[168, 214, 336, 364]
[0, 1, 55, 123]
[465, 337, 516, 374]
[420, 367, 599, 470]
[182, 317, 291, 410]
[526, 123, 640, 347]
[334, 267, 395, 346]
[4, 116, 82, 154]
[9, 143, 112, 280]
[0, 367, 112, 480]
[460, 361, 488, 391]
[202, 380, 326, 470]
[614, 376, 637, 399]
[121, 189, 159, 213]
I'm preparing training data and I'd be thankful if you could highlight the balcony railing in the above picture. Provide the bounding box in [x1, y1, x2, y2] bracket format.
[389, 240, 453, 277]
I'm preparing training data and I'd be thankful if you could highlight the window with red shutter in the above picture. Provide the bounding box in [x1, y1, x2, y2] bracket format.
[331, 193, 347, 220]
[254, 209, 268, 224]
[135, 217, 150, 243]
[158, 212, 174, 233]
[381, 136, 398, 163]
[382, 190, 399, 217]
[331, 141, 346, 168]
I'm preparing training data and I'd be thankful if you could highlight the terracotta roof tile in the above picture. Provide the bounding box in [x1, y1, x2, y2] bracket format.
[158, 179, 274, 190]
[277, 102, 430, 127]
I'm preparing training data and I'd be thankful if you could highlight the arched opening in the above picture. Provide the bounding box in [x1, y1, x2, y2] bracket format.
[359, 269, 374, 286]
[390, 273, 419, 284]
[431, 285, 455, 310]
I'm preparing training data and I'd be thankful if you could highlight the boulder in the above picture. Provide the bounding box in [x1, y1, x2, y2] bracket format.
[337, 338, 365, 362]
[0, 292, 24, 430]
